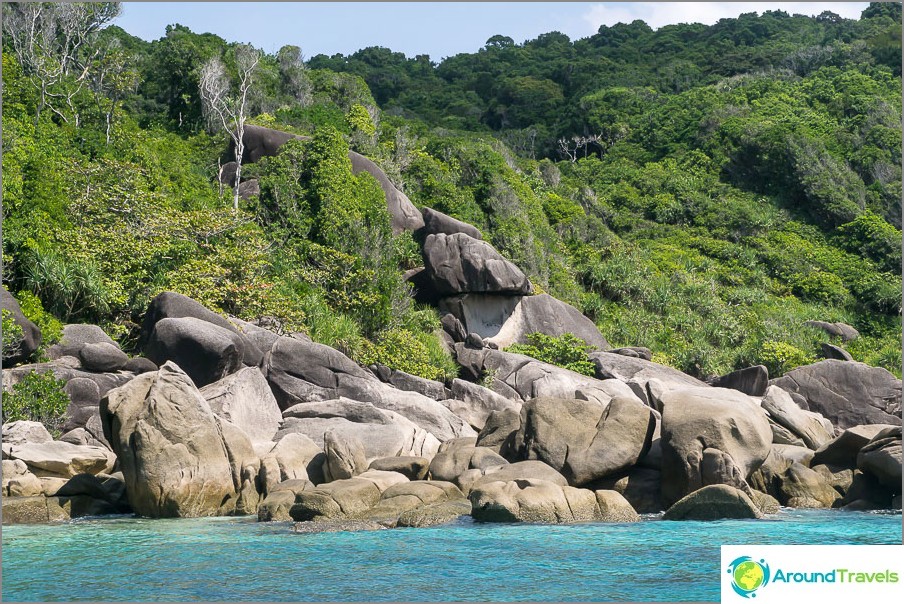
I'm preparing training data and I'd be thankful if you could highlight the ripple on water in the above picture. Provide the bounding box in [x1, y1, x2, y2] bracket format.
[2, 509, 900, 601]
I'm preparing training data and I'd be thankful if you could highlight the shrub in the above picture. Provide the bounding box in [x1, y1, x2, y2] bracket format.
[758, 340, 814, 377]
[14, 290, 63, 346]
[357, 328, 458, 382]
[2, 309, 25, 360]
[21, 249, 110, 322]
[506, 332, 596, 376]
[1, 370, 70, 436]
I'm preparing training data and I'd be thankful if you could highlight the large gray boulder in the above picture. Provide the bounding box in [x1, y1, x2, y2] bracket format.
[100, 362, 246, 517]
[710, 366, 769, 396]
[663, 484, 763, 520]
[428, 439, 508, 487]
[804, 320, 859, 342]
[589, 352, 707, 394]
[2, 421, 53, 446]
[594, 490, 641, 522]
[200, 367, 282, 443]
[420, 207, 482, 240]
[322, 429, 368, 482]
[771, 360, 901, 429]
[777, 462, 841, 508]
[267, 337, 474, 441]
[660, 387, 772, 507]
[857, 427, 902, 492]
[78, 343, 129, 373]
[1, 287, 42, 365]
[594, 467, 663, 514]
[258, 432, 325, 487]
[811, 424, 897, 467]
[278, 399, 441, 462]
[511, 396, 655, 486]
[47, 324, 116, 360]
[423, 233, 532, 295]
[363, 480, 468, 525]
[288, 470, 409, 521]
[465, 460, 569, 494]
[139, 292, 262, 366]
[469, 478, 602, 523]
[145, 317, 246, 388]
[3, 441, 115, 478]
[455, 346, 637, 406]
[439, 293, 608, 350]
[442, 379, 521, 431]
[760, 385, 835, 450]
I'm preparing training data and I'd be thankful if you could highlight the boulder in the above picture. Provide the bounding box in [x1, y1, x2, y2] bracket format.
[277, 400, 440, 462]
[709, 366, 768, 396]
[820, 343, 853, 362]
[771, 360, 901, 429]
[322, 429, 368, 482]
[123, 356, 158, 374]
[466, 460, 568, 494]
[1, 287, 42, 365]
[777, 462, 841, 508]
[289, 470, 409, 521]
[237, 179, 260, 200]
[100, 362, 242, 517]
[257, 479, 314, 521]
[2, 460, 44, 497]
[589, 352, 707, 393]
[145, 317, 246, 388]
[428, 441, 508, 487]
[594, 490, 641, 522]
[804, 321, 859, 342]
[363, 480, 467, 523]
[227, 317, 282, 357]
[259, 432, 325, 487]
[594, 467, 663, 514]
[381, 368, 450, 401]
[4, 441, 115, 478]
[348, 150, 424, 233]
[455, 346, 638, 406]
[2, 421, 53, 446]
[440, 293, 608, 351]
[660, 387, 772, 506]
[475, 408, 522, 456]
[469, 478, 601, 523]
[760, 385, 835, 450]
[812, 424, 897, 468]
[443, 379, 521, 431]
[857, 427, 902, 492]
[78, 343, 129, 373]
[397, 500, 473, 527]
[420, 207, 482, 240]
[511, 396, 655, 486]
[138, 291, 262, 366]
[663, 484, 763, 520]
[47, 324, 116, 360]
[368, 456, 430, 480]
[422, 233, 531, 295]
[200, 366, 282, 443]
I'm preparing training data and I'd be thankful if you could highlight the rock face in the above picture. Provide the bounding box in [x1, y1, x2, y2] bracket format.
[1, 287, 42, 365]
[511, 397, 655, 486]
[322, 429, 368, 482]
[589, 352, 708, 394]
[200, 367, 282, 443]
[420, 207, 483, 240]
[442, 379, 521, 431]
[439, 293, 609, 350]
[771, 360, 901, 429]
[289, 470, 409, 521]
[760, 386, 835, 450]
[145, 317, 247, 388]
[660, 387, 772, 507]
[139, 291, 262, 367]
[857, 427, 902, 492]
[423, 233, 532, 295]
[777, 462, 840, 508]
[100, 362, 245, 517]
[710, 366, 769, 396]
[2, 421, 53, 446]
[234, 125, 423, 233]
[3, 441, 115, 478]
[469, 479, 601, 523]
[812, 424, 896, 467]
[663, 484, 763, 520]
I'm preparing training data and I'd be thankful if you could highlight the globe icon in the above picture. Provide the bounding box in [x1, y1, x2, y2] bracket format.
[733, 560, 765, 592]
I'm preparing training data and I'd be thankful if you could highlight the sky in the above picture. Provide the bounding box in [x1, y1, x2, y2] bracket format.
[113, 2, 872, 60]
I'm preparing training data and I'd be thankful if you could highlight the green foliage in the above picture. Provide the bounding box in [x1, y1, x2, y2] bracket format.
[14, 290, 63, 346]
[1, 371, 71, 436]
[346, 103, 376, 136]
[506, 332, 596, 376]
[2, 309, 26, 360]
[758, 340, 815, 377]
[358, 328, 458, 382]
[21, 249, 110, 323]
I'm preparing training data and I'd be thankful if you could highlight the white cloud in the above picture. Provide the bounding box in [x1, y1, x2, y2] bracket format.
[582, 2, 870, 33]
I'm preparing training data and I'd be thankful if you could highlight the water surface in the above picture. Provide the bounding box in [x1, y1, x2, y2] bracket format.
[2, 509, 901, 601]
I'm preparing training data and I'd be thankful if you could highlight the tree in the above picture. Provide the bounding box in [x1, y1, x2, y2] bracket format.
[2, 2, 121, 125]
[277, 44, 312, 106]
[200, 44, 262, 211]
[89, 39, 139, 144]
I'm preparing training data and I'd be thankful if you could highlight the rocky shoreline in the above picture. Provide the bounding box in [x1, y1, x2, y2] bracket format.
[3, 125, 901, 529]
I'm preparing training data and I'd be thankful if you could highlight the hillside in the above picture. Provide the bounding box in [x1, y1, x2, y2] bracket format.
[2, 1, 901, 386]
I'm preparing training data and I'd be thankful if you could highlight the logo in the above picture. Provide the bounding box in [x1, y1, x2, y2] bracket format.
[727, 556, 771, 598]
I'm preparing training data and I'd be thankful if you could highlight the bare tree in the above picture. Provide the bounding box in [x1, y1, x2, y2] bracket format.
[200, 44, 262, 212]
[89, 39, 139, 145]
[2, 2, 121, 125]
[277, 44, 312, 107]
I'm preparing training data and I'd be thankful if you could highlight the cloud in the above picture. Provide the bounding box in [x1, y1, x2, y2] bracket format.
[582, 2, 870, 33]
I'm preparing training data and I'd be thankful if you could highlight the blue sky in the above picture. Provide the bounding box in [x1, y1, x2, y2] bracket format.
[114, 2, 871, 60]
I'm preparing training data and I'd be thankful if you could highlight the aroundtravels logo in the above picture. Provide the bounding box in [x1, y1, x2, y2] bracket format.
[726, 556, 771, 598]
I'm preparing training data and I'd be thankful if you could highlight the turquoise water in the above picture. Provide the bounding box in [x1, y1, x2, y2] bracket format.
[2, 510, 901, 602]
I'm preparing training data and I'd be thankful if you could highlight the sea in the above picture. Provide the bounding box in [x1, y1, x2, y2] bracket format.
[2, 509, 901, 601]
